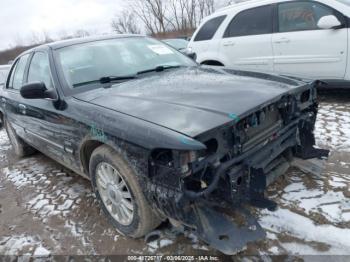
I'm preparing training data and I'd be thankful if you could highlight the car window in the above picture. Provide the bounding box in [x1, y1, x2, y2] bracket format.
[224, 5, 273, 38]
[278, 1, 341, 32]
[7, 62, 18, 89]
[9, 54, 30, 90]
[194, 15, 226, 42]
[0, 68, 9, 85]
[28, 52, 53, 89]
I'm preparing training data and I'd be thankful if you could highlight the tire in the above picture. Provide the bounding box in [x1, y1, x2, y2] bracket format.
[4, 119, 36, 157]
[89, 145, 162, 238]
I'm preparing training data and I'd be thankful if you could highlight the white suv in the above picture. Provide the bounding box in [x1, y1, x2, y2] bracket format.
[188, 0, 350, 86]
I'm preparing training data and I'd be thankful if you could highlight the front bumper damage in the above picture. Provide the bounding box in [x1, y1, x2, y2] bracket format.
[146, 90, 329, 255]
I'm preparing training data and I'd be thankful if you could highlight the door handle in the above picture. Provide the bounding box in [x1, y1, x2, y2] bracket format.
[223, 41, 235, 47]
[274, 38, 290, 44]
[18, 104, 27, 114]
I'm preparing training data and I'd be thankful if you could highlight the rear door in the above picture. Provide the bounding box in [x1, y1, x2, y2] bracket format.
[219, 5, 274, 72]
[2, 54, 31, 138]
[272, 1, 348, 79]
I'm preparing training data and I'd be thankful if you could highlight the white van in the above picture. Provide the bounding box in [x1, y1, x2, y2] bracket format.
[188, 0, 350, 87]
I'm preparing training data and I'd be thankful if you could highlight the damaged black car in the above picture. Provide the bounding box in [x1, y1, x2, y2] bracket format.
[0, 35, 329, 255]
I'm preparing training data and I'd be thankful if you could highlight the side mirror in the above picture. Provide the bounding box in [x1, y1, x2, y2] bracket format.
[183, 50, 197, 60]
[187, 52, 197, 60]
[20, 82, 57, 100]
[317, 15, 342, 30]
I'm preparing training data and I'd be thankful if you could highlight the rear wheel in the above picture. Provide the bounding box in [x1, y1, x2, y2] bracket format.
[4, 119, 36, 157]
[89, 145, 162, 238]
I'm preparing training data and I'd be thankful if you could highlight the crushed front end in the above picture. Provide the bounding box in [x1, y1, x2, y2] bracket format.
[146, 82, 329, 255]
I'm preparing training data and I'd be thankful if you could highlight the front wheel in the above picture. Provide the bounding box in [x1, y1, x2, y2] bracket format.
[89, 145, 162, 238]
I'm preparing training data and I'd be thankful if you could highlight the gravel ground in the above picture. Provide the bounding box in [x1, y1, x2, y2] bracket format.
[0, 96, 349, 258]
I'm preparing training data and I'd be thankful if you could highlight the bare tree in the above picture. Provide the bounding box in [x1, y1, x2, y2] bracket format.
[118, 0, 218, 36]
[198, 0, 215, 21]
[111, 11, 141, 34]
[130, 0, 169, 34]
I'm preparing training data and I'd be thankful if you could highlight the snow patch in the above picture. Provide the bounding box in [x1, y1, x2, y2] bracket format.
[260, 208, 350, 254]
[0, 235, 49, 256]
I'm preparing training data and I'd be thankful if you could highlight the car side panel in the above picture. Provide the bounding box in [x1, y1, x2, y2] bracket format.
[1, 91, 27, 137]
[20, 98, 82, 171]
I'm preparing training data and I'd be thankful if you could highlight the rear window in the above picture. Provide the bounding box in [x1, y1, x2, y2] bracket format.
[8, 54, 30, 90]
[224, 5, 273, 38]
[194, 15, 226, 42]
[0, 68, 9, 84]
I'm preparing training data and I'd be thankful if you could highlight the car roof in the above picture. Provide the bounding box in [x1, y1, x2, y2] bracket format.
[217, 0, 272, 12]
[24, 34, 145, 53]
[210, 0, 282, 18]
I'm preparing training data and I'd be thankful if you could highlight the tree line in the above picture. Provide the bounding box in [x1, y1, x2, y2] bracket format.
[111, 0, 219, 37]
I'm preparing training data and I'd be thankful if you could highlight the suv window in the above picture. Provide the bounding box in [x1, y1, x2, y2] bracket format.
[28, 52, 53, 89]
[224, 5, 273, 38]
[9, 54, 30, 90]
[194, 15, 226, 42]
[278, 1, 343, 32]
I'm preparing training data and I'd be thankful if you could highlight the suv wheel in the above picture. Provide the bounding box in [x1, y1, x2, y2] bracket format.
[89, 145, 162, 238]
[4, 119, 36, 157]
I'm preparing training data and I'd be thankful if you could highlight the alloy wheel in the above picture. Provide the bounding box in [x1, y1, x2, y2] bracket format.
[96, 162, 134, 226]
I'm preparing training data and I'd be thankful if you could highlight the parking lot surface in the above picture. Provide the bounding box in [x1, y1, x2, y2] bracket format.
[0, 96, 349, 257]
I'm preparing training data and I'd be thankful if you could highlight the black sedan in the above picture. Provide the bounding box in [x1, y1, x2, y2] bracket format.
[0, 35, 328, 254]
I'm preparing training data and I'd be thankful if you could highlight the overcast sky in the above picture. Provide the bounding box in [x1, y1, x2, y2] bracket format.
[0, 0, 231, 52]
[0, 0, 126, 51]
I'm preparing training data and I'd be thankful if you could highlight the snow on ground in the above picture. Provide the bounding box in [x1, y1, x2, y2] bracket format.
[315, 102, 350, 152]
[260, 208, 350, 255]
[278, 174, 349, 224]
[2, 163, 90, 219]
[0, 235, 49, 256]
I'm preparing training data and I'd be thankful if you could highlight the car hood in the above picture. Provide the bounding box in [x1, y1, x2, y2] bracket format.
[73, 67, 306, 137]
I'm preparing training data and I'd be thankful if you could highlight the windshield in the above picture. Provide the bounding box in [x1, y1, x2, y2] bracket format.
[57, 37, 196, 88]
[336, 0, 350, 6]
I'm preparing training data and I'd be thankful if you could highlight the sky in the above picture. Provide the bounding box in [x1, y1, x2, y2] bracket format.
[0, 0, 125, 51]
[0, 0, 231, 51]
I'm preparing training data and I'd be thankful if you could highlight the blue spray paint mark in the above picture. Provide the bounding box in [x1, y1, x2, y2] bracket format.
[228, 113, 240, 122]
[90, 124, 107, 143]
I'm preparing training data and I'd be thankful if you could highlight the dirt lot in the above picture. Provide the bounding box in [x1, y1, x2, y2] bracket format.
[0, 95, 350, 258]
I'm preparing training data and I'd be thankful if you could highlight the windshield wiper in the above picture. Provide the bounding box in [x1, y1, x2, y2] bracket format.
[137, 65, 181, 75]
[99, 75, 137, 84]
[72, 75, 137, 88]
